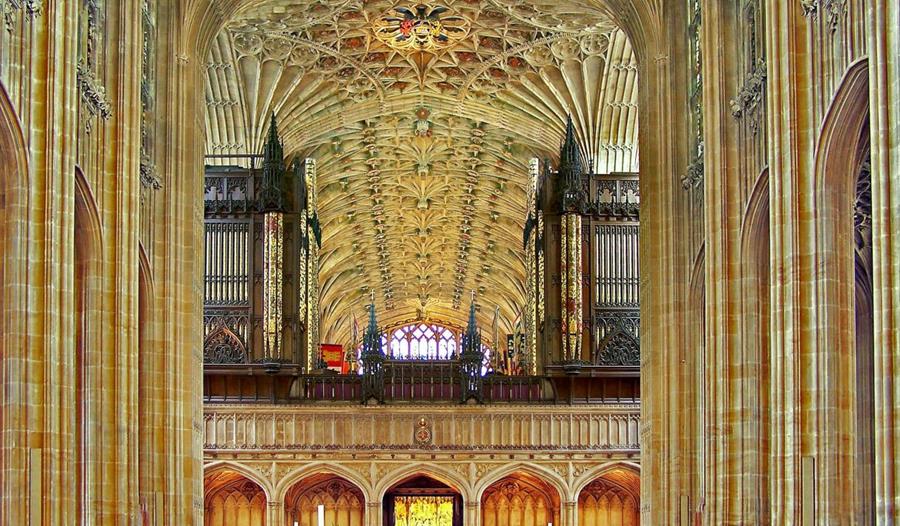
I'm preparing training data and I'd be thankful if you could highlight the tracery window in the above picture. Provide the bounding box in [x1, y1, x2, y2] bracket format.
[389, 323, 459, 360]
[356, 322, 493, 372]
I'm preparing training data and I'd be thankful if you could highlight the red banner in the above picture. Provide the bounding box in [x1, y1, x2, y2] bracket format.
[320, 343, 344, 373]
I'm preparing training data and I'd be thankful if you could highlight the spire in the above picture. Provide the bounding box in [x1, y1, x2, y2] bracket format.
[459, 293, 485, 403]
[261, 113, 285, 209]
[558, 115, 583, 188]
[361, 300, 383, 358]
[462, 293, 481, 357]
[557, 115, 588, 211]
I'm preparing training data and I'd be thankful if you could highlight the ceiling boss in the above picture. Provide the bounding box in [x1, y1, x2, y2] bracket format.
[373, 3, 470, 52]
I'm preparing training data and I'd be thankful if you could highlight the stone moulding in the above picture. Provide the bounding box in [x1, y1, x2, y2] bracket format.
[800, 0, 846, 31]
[730, 59, 767, 120]
[682, 153, 704, 190]
[77, 62, 112, 131]
[1, 0, 41, 32]
[203, 406, 641, 453]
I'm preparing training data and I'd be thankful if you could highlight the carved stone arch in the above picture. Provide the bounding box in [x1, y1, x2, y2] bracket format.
[75, 167, 103, 253]
[283, 472, 368, 526]
[74, 164, 103, 523]
[573, 463, 640, 526]
[571, 461, 641, 500]
[137, 241, 157, 512]
[738, 167, 771, 523]
[479, 468, 563, 526]
[375, 464, 472, 503]
[0, 77, 30, 525]
[813, 56, 872, 520]
[474, 463, 568, 503]
[204, 462, 270, 526]
[273, 463, 374, 504]
[204, 461, 275, 502]
[684, 244, 705, 508]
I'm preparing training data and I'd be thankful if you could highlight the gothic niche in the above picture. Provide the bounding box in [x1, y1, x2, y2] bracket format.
[577, 476, 640, 526]
[204, 472, 266, 526]
[481, 474, 559, 526]
[285, 476, 365, 526]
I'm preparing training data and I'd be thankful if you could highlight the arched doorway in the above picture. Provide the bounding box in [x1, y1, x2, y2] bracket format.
[852, 116, 874, 526]
[284, 474, 365, 526]
[204, 469, 268, 526]
[383, 475, 463, 526]
[814, 59, 874, 522]
[0, 81, 28, 525]
[481, 473, 560, 526]
[740, 170, 770, 522]
[576, 468, 640, 526]
[74, 168, 102, 523]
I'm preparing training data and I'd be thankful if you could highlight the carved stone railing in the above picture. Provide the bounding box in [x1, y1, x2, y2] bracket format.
[203, 405, 641, 452]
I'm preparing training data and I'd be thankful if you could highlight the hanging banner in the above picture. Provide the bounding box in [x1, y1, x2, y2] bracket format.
[320, 343, 344, 372]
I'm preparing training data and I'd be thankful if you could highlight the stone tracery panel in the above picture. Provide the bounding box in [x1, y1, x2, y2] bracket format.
[205, 471, 267, 526]
[481, 474, 559, 526]
[203, 406, 640, 451]
[576, 470, 640, 526]
[285, 475, 365, 526]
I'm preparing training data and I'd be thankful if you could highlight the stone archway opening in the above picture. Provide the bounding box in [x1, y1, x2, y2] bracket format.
[481, 472, 560, 526]
[205, 470, 268, 526]
[284, 474, 366, 526]
[382, 474, 463, 526]
[576, 468, 640, 526]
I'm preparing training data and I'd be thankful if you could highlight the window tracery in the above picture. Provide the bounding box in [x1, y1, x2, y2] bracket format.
[356, 321, 493, 368]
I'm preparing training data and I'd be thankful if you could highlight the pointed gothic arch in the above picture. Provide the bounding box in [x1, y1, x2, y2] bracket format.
[274, 463, 373, 503]
[480, 471, 561, 526]
[575, 466, 640, 526]
[375, 464, 471, 503]
[204, 462, 275, 502]
[739, 168, 771, 522]
[812, 57, 872, 521]
[204, 466, 269, 526]
[74, 166, 103, 523]
[0, 79, 30, 525]
[284, 473, 367, 526]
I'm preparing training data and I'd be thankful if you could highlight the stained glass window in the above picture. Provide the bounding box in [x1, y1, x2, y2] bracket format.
[389, 323, 458, 360]
[393, 496, 454, 526]
[356, 322, 493, 372]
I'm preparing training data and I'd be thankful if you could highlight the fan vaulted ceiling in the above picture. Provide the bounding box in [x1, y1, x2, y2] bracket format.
[204, 0, 638, 347]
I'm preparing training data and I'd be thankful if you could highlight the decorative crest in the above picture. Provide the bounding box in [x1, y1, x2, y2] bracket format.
[373, 3, 470, 53]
